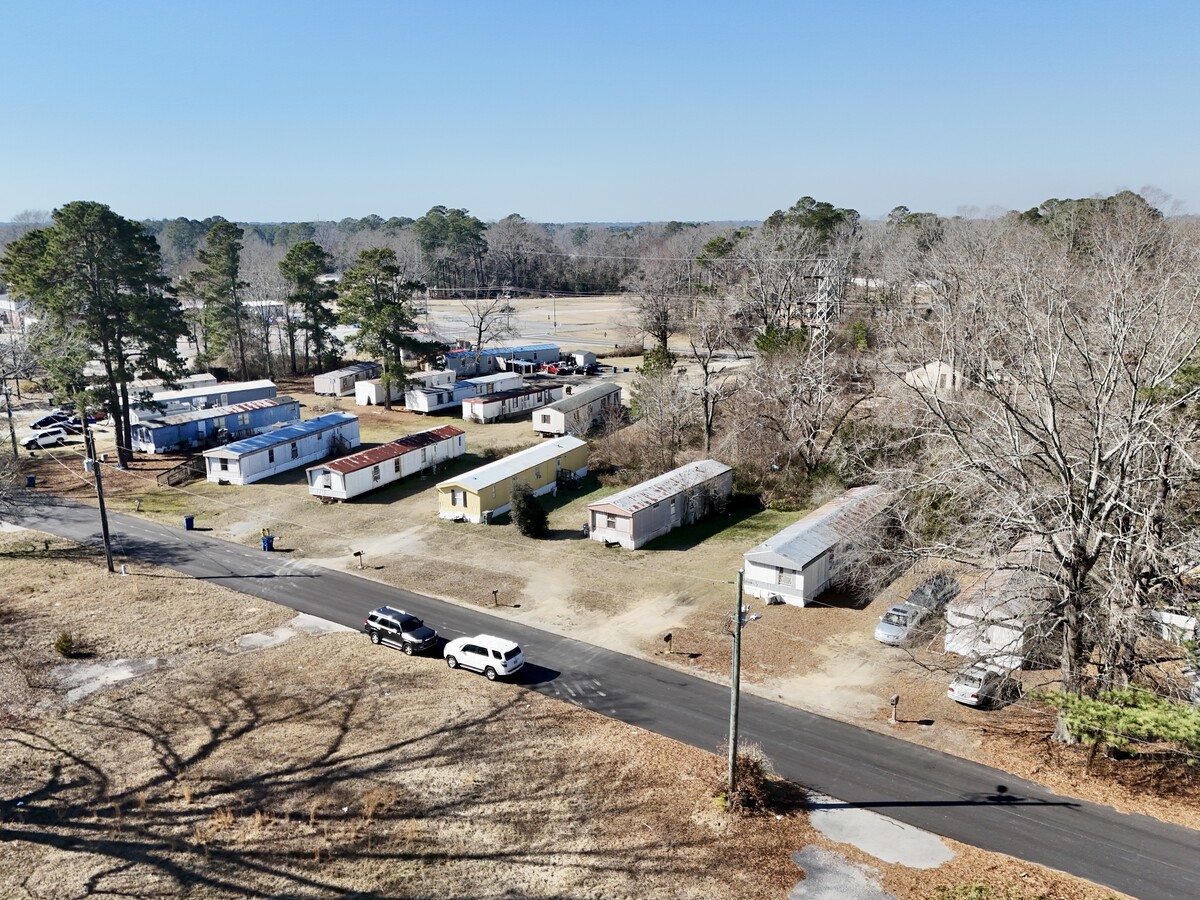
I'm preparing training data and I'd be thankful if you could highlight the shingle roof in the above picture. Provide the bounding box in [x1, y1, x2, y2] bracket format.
[204, 412, 358, 458]
[437, 436, 585, 492]
[588, 460, 732, 515]
[320, 426, 464, 474]
[742, 485, 890, 569]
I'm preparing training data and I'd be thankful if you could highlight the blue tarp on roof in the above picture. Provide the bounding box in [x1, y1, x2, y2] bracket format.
[214, 412, 357, 456]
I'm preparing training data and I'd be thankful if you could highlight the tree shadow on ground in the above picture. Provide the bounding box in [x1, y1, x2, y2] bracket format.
[638, 496, 767, 553]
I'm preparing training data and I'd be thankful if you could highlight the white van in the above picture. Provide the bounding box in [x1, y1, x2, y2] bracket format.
[443, 634, 525, 680]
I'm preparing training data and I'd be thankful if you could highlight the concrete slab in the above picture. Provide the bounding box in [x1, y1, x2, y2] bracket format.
[788, 846, 895, 900]
[57, 657, 163, 703]
[235, 626, 297, 651]
[806, 793, 955, 868]
[288, 613, 356, 635]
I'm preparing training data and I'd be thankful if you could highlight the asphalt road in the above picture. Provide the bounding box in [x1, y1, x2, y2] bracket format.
[10, 498, 1198, 900]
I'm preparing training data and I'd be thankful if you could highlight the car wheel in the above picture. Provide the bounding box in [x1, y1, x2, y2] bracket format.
[484, 666, 497, 681]
[370, 632, 381, 645]
[402, 642, 414, 656]
[446, 655, 458, 669]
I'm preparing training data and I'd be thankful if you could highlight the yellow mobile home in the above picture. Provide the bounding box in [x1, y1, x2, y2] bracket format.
[437, 436, 588, 523]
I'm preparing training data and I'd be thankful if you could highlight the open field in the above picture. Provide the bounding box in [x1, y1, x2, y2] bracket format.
[0, 529, 1127, 899]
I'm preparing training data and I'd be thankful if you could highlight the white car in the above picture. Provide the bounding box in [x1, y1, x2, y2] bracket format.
[874, 602, 928, 646]
[23, 426, 70, 449]
[948, 663, 1015, 708]
[443, 634, 525, 680]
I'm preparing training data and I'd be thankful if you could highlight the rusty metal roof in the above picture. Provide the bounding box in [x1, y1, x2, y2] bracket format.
[322, 425, 464, 474]
[588, 460, 733, 516]
[742, 485, 891, 569]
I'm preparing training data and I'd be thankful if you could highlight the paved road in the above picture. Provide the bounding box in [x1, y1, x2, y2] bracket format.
[11, 499, 1198, 900]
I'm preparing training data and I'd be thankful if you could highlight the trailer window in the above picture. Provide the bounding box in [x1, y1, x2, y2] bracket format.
[372, 465, 381, 482]
[268, 449, 275, 464]
[290, 442, 298, 459]
[394, 458, 401, 473]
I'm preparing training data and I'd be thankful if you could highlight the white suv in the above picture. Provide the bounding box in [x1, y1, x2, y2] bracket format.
[443, 634, 525, 680]
[23, 426, 70, 449]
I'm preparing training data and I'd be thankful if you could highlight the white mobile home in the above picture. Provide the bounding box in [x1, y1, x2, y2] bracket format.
[742, 485, 891, 607]
[203, 412, 360, 485]
[944, 537, 1055, 670]
[587, 460, 734, 550]
[314, 362, 382, 397]
[462, 385, 564, 424]
[356, 369, 454, 406]
[534, 382, 622, 436]
[307, 425, 466, 500]
[406, 372, 523, 414]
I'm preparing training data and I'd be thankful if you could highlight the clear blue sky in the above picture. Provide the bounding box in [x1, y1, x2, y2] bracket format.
[3, 0, 1195, 223]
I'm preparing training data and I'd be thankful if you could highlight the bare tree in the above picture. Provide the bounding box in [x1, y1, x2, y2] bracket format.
[881, 195, 1200, 702]
[686, 294, 743, 453]
[456, 295, 518, 372]
[630, 361, 700, 473]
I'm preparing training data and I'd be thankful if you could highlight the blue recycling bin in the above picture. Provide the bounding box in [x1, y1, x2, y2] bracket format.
[26, 475, 36, 487]
[184, 515, 195, 531]
[262, 535, 275, 551]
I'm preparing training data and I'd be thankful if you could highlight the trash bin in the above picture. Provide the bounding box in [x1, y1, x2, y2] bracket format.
[262, 535, 275, 551]
[184, 515, 195, 531]
[26, 475, 36, 487]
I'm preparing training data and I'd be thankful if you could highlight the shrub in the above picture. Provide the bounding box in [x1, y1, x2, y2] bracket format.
[510, 483, 549, 538]
[53, 631, 76, 658]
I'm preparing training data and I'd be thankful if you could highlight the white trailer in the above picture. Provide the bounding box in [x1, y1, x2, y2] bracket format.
[405, 372, 522, 414]
[356, 369, 456, 406]
[307, 425, 466, 500]
[314, 362, 382, 397]
[462, 385, 564, 424]
[534, 382, 622, 436]
[204, 413, 360, 485]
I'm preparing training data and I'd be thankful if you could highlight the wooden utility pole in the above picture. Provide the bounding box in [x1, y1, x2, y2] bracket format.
[727, 569, 744, 803]
[81, 412, 115, 573]
[2, 381, 17, 457]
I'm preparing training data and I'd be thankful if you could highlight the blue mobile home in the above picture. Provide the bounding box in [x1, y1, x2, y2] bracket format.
[130, 397, 301, 454]
[129, 379, 278, 423]
[443, 343, 559, 376]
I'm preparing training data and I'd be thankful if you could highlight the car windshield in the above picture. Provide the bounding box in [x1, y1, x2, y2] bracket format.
[398, 616, 422, 629]
[882, 612, 908, 627]
[503, 647, 521, 661]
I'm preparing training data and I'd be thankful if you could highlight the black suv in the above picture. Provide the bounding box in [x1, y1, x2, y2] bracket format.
[364, 606, 438, 655]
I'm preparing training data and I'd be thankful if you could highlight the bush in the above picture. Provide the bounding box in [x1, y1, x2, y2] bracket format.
[510, 483, 549, 538]
[54, 631, 77, 658]
[714, 742, 796, 814]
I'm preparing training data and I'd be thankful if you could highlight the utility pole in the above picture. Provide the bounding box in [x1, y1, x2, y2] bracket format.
[2, 381, 17, 458]
[81, 412, 115, 573]
[727, 569, 744, 802]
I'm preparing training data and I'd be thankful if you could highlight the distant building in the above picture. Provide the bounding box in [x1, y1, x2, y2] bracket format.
[587, 460, 734, 550]
[128, 379, 277, 423]
[903, 359, 968, 396]
[742, 485, 891, 607]
[203, 413, 360, 485]
[462, 385, 564, 424]
[405, 372, 523, 414]
[355, 369, 454, 406]
[443, 343, 560, 376]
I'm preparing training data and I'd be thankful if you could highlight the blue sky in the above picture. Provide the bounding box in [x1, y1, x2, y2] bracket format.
[2, 1, 1195, 223]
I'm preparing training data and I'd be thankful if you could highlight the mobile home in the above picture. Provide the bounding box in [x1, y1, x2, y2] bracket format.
[742, 485, 891, 606]
[534, 383, 622, 437]
[436, 436, 588, 523]
[131, 396, 300, 454]
[462, 385, 564, 424]
[314, 362, 382, 397]
[587, 460, 733, 550]
[307, 425, 466, 501]
[129, 379, 277, 423]
[443, 343, 560, 376]
[356, 369, 454, 406]
[203, 412, 360, 485]
[406, 372, 523, 414]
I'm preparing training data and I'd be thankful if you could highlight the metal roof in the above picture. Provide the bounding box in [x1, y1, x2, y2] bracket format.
[317, 362, 380, 378]
[204, 412, 358, 459]
[588, 460, 732, 515]
[437, 436, 586, 492]
[948, 536, 1055, 621]
[742, 485, 891, 570]
[151, 379, 276, 403]
[138, 396, 297, 428]
[319, 426, 464, 474]
[462, 386, 559, 405]
[544, 382, 621, 414]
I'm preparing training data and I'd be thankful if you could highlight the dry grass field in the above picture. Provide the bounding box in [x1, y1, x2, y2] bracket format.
[0, 529, 1126, 899]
